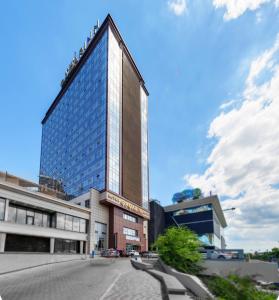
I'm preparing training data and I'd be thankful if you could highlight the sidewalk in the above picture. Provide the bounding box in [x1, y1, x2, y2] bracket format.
[0, 253, 99, 275]
[101, 261, 162, 300]
[0, 258, 162, 300]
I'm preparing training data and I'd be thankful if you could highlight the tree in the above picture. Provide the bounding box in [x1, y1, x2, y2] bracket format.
[153, 226, 203, 274]
[271, 247, 279, 258]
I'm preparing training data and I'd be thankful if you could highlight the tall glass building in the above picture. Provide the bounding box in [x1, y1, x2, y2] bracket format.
[40, 15, 149, 211]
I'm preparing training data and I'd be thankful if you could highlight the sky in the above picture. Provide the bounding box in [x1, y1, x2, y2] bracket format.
[0, 0, 279, 251]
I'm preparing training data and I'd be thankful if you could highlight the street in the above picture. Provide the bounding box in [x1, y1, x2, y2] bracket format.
[0, 258, 162, 300]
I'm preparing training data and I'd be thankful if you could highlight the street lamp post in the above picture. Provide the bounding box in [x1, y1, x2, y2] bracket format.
[222, 207, 236, 212]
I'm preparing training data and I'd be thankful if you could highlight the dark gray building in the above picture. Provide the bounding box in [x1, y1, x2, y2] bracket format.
[149, 195, 227, 249]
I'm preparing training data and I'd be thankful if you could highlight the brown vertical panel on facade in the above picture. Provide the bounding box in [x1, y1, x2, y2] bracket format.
[108, 206, 115, 249]
[122, 52, 142, 206]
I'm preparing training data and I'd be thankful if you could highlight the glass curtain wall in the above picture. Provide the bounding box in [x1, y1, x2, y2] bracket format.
[40, 30, 108, 197]
[107, 27, 122, 194]
[140, 87, 149, 209]
[94, 222, 107, 250]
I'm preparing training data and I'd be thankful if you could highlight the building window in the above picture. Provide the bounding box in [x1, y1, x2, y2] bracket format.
[73, 217, 80, 232]
[43, 214, 50, 227]
[80, 219, 86, 233]
[173, 204, 212, 216]
[94, 222, 107, 251]
[0, 198, 6, 221]
[123, 213, 137, 223]
[56, 213, 65, 230]
[34, 212, 43, 226]
[7, 204, 51, 228]
[65, 215, 73, 231]
[26, 216, 34, 225]
[123, 227, 138, 237]
[8, 206, 16, 222]
[85, 200, 90, 208]
[55, 212, 86, 233]
[17, 208, 26, 225]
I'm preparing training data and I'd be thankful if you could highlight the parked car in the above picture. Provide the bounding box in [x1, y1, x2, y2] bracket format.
[199, 250, 208, 259]
[131, 251, 140, 257]
[209, 250, 232, 260]
[101, 248, 120, 257]
[127, 250, 138, 257]
[141, 251, 159, 258]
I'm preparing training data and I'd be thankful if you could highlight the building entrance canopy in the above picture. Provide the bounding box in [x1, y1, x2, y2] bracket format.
[100, 191, 150, 219]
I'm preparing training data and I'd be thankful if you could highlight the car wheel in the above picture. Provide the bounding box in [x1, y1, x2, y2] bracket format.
[218, 255, 225, 260]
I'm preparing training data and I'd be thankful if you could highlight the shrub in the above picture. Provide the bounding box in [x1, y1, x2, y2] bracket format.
[153, 226, 203, 274]
[202, 275, 277, 300]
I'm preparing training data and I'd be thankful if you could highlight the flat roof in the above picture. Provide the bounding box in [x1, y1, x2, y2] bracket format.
[0, 172, 90, 215]
[42, 14, 148, 124]
[163, 195, 227, 228]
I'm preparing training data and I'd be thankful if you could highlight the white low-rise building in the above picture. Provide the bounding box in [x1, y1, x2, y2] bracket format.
[0, 172, 91, 254]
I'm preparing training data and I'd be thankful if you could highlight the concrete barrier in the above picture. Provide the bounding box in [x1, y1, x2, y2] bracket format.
[158, 259, 214, 299]
[147, 269, 187, 295]
[0, 253, 87, 274]
[201, 260, 279, 283]
[130, 259, 153, 270]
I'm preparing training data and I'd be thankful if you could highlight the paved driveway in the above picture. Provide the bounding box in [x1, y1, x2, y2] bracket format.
[0, 258, 162, 300]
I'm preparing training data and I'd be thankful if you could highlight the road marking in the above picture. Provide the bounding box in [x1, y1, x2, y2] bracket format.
[99, 273, 122, 300]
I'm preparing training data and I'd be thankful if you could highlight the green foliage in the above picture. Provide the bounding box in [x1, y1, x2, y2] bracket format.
[271, 247, 279, 258]
[202, 275, 277, 300]
[153, 226, 203, 274]
[250, 247, 279, 261]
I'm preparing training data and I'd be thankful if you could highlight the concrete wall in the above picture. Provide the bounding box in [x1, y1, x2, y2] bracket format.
[89, 189, 109, 252]
[201, 260, 279, 283]
[0, 253, 86, 274]
[0, 182, 90, 220]
[0, 221, 87, 241]
[0, 182, 91, 254]
[158, 259, 214, 299]
[70, 189, 109, 253]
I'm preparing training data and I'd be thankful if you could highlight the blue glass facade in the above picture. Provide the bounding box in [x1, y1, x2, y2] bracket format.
[40, 30, 108, 197]
[40, 16, 149, 214]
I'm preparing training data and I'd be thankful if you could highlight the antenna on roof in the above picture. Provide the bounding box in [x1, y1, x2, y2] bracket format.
[93, 19, 100, 34]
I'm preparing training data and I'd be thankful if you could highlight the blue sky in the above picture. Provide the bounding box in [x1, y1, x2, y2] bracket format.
[1, 0, 279, 250]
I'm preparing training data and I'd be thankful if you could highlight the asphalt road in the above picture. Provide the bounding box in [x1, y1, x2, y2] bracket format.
[0, 258, 162, 300]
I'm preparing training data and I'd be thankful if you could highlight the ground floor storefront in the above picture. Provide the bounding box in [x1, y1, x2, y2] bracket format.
[1, 233, 87, 254]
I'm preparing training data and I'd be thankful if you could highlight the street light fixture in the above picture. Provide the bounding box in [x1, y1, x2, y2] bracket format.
[223, 207, 236, 212]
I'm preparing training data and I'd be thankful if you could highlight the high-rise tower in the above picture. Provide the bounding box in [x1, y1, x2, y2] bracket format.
[40, 15, 149, 251]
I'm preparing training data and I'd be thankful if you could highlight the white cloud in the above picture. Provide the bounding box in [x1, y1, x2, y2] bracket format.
[168, 0, 187, 16]
[185, 34, 279, 251]
[219, 99, 238, 110]
[256, 11, 263, 23]
[212, 0, 277, 21]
